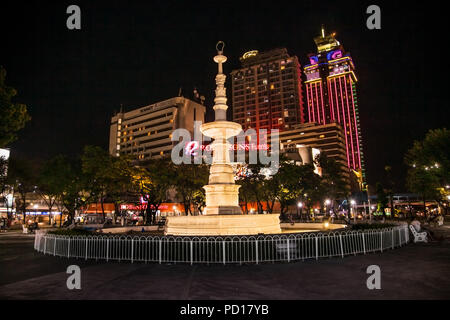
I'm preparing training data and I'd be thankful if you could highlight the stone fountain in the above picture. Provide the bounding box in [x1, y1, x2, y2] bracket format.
[164, 42, 281, 236]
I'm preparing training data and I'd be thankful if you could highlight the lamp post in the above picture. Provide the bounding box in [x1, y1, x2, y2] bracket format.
[324, 199, 331, 219]
[350, 199, 356, 223]
[297, 202, 303, 221]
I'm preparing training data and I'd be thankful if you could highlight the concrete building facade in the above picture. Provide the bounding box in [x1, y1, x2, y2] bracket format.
[109, 97, 205, 160]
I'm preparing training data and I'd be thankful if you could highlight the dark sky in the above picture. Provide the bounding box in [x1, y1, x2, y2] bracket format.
[1, 0, 448, 190]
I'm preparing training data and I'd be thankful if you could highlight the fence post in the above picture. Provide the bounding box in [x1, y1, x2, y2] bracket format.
[85, 238, 88, 260]
[255, 240, 259, 264]
[362, 233, 366, 254]
[222, 240, 226, 265]
[158, 239, 162, 264]
[131, 239, 134, 263]
[315, 237, 318, 260]
[44, 237, 47, 254]
[54, 238, 57, 256]
[67, 238, 70, 258]
[380, 231, 383, 252]
[190, 241, 193, 265]
[398, 228, 402, 246]
[339, 234, 344, 258]
[287, 239, 290, 262]
[391, 229, 394, 249]
[106, 238, 109, 262]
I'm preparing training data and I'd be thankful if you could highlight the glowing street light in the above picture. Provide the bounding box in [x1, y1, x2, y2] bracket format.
[297, 202, 303, 220]
[350, 199, 356, 223]
[297, 201, 303, 218]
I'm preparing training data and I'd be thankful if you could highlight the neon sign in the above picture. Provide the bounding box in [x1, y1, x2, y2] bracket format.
[327, 50, 342, 61]
[184, 141, 269, 155]
[309, 56, 318, 65]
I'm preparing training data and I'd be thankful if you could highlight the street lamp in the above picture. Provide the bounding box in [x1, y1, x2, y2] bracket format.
[350, 199, 356, 223]
[324, 199, 331, 217]
[297, 202, 303, 221]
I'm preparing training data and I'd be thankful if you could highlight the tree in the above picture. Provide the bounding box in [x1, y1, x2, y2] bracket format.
[108, 155, 135, 223]
[375, 182, 388, 217]
[173, 163, 209, 215]
[81, 146, 114, 222]
[6, 157, 36, 223]
[384, 165, 395, 217]
[37, 156, 68, 225]
[59, 158, 89, 225]
[131, 159, 172, 225]
[237, 163, 267, 214]
[405, 128, 450, 215]
[315, 153, 350, 206]
[0, 66, 31, 147]
[0, 156, 8, 195]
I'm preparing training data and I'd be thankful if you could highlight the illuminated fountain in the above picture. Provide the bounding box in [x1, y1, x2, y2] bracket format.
[164, 42, 282, 236]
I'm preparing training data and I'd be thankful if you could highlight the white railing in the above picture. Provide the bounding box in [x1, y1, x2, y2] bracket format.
[34, 225, 409, 264]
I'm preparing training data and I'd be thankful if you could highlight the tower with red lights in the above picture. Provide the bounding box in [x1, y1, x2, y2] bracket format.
[304, 26, 365, 189]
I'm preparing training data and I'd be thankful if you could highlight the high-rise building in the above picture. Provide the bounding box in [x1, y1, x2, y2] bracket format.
[277, 122, 351, 190]
[304, 27, 365, 188]
[231, 48, 305, 133]
[109, 97, 205, 160]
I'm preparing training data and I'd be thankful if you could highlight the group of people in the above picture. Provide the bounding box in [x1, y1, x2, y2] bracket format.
[0, 217, 10, 232]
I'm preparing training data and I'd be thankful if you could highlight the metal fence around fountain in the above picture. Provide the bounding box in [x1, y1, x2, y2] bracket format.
[34, 225, 410, 264]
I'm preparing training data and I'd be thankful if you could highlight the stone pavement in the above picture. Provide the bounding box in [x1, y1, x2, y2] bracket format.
[1, 228, 450, 300]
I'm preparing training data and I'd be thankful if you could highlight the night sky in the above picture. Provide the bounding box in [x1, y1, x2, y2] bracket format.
[1, 0, 448, 190]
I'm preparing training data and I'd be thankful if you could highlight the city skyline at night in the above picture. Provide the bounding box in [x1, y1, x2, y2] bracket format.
[1, 0, 447, 190]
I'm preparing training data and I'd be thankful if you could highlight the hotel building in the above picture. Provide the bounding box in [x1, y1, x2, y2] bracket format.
[109, 97, 205, 160]
[303, 27, 365, 188]
[231, 48, 305, 133]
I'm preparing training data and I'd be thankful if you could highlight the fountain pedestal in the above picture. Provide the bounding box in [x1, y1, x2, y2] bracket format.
[164, 42, 281, 236]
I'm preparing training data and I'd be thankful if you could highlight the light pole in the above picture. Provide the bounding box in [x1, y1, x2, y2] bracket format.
[350, 199, 356, 223]
[324, 199, 331, 219]
[297, 202, 303, 221]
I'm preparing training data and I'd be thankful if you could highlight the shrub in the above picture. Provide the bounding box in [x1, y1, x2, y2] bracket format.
[351, 223, 396, 231]
[47, 228, 94, 236]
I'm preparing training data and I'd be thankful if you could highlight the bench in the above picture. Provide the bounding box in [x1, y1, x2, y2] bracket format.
[409, 224, 427, 243]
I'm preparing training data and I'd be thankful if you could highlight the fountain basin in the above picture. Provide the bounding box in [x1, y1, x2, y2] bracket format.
[164, 214, 281, 236]
[200, 121, 242, 139]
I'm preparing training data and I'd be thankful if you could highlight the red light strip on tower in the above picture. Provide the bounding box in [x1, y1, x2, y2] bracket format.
[320, 81, 326, 124]
[315, 82, 321, 124]
[333, 79, 341, 123]
[343, 75, 356, 168]
[306, 84, 312, 122]
[350, 82, 362, 169]
[338, 77, 351, 168]
[328, 80, 335, 121]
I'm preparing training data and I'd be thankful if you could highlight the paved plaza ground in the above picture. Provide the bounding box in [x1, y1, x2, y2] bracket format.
[1, 226, 450, 300]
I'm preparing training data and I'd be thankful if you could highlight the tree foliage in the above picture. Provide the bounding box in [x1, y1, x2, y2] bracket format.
[0, 66, 31, 147]
[405, 128, 450, 209]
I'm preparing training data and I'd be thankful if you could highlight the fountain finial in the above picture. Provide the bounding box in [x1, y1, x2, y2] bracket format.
[216, 41, 225, 54]
[213, 41, 228, 120]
